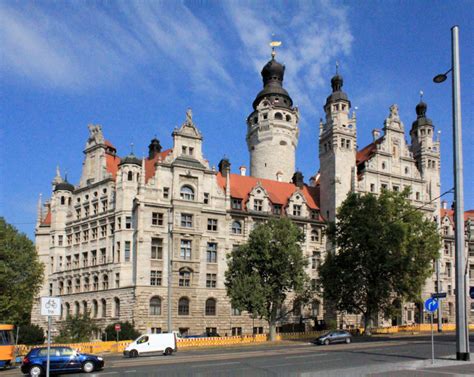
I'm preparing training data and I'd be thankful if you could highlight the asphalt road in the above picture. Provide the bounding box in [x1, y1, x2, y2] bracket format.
[7, 333, 474, 377]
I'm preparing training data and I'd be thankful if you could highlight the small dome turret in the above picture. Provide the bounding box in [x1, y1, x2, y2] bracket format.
[325, 72, 350, 108]
[412, 98, 433, 129]
[119, 153, 141, 166]
[148, 138, 162, 159]
[54, 181, 75, 192]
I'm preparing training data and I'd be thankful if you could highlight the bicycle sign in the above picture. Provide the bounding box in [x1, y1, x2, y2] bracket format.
[41, 297, 61, 316]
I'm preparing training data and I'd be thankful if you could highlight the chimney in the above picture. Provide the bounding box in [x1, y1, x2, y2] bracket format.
[292, 171, 304, 188]
[372, 129, 381, 141]
[441, 200, 447, 210]
[239, 166, 247, 176]
[276, 171, 283, 182]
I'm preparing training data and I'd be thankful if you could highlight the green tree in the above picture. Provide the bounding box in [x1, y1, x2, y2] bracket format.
[0, 217, 44, 325]
[319, 189, 440, 334]
[103, 321, 140, 341]
[17, 324, 45, 345]
[54, 313, 98, 343]
[225, 218, 311, 341]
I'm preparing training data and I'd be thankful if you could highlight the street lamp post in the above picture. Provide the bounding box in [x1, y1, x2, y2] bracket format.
[433, 25, 470, 361]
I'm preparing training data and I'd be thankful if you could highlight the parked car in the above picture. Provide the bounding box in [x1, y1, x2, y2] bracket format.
[185, 331, 220, 339]
[124, 333, 177, 357]
[313, 330, 352, 345]
[21, 346, 104, 376]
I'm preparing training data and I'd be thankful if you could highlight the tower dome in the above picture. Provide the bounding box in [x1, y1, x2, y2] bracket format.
[252, 56, 293, 110]
[325, 72, 350, 108]
[54, 180, 75, 192]
[119, 153, 141, 166]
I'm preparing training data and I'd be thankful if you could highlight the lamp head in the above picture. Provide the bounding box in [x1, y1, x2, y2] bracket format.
[433, 74, 448, 83]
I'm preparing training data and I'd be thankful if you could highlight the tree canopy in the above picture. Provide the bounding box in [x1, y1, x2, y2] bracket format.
[225, 218, 311, 340]
[318, 190, 440, 333]
[0, 217, 44, 325]
[54, 313, 99, 343]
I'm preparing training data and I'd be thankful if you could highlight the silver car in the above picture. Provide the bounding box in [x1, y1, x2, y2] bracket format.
[314, 330, 352, 345]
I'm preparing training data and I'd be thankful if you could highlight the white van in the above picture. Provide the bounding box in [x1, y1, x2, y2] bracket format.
[124, 333, 177, 358]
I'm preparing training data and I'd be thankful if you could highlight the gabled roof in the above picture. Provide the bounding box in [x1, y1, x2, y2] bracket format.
[145, 149, 172, 183]
[440, 208, 474, 223]
[216, 173, 320, 214]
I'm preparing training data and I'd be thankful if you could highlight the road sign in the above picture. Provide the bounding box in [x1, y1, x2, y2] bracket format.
[431, 292, 447, 299]
[425, 298, 439, 313]
[115, 323, 121, 332]
[470, 287, 474, 299]
[40, 297, 61, 316]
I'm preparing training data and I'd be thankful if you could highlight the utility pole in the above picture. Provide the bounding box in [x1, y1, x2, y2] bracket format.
[167, 207, 173, 333]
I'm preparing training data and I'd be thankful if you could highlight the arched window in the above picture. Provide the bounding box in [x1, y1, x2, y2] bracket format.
[274, 112, 283, 120]
[286, 114, 291, 122]
[92, 300, 98, 318]
[83, 300, 87, 314]
[93, 276, 99, 291]
[205, 298, 216, 316]
[101, 299, 107, 318]
[127, 171, 133, 181]
[231, 221, 242, 235]
[114, 297, 120, 318]
[84, 277, 90, 291]
[65, 302, 70, 318]
[179, 269, 192, 287]
[150, 296, 162, 315]
[102, 274, 109, 290]
[178, 297, 189, 316]
[61, 196, 65, 205]
[180, 185, 195, 201]
[74, 301, 80, 315]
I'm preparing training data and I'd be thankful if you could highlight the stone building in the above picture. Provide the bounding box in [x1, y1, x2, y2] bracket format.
[32, 50, 474, 335]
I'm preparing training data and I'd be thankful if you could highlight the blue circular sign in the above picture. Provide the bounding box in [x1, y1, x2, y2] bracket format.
[424, 298, 439, 312]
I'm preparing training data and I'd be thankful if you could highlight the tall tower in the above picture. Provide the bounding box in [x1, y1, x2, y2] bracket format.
[247, 45, 299, 182]
[319, 69, 357, 221]
[410, 98, 441, 207]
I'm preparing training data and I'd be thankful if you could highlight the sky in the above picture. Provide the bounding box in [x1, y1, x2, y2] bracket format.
[1, 0, 473, 240]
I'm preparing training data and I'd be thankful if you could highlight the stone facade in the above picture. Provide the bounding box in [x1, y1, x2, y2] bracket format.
[32, 51, 474, 336]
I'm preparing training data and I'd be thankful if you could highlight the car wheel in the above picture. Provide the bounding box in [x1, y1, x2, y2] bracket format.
[29, 365, 44, 377]
[164, 347, 173, 356]
[345, 338, 351, 344]
[324, 339, 330, 345]
[129, 349, 139, 358]
[82, 361, 95, 373]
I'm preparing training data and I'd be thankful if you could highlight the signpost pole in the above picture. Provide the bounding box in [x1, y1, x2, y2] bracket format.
[431, 311, 434, 365]
[46, 315, 51, 377]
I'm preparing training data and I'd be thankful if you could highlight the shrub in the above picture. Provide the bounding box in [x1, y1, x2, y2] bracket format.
[103, 321, 140, 341]
[17, 324, 45, 345]
[54, 313, 98, 343]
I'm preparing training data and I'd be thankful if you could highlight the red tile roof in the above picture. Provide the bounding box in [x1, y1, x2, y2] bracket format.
[216, 173, 320, 214]
[41, 209, 51, 226]
[145, 149, 173, 183]
[440, 208, 474, 223]
[356, 137, 383, 166]
[105, 153, 121, 180]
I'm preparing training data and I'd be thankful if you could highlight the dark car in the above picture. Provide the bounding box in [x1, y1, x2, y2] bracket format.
[21, 346, 104, 376]
[313, 330, 352, 345]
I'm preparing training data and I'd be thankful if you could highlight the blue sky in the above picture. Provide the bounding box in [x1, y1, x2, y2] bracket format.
[1, 0, 473, 240]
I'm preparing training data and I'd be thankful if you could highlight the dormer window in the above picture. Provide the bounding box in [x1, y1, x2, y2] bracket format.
[254, 199, 263, 211]
[272, 205, 282, 215]
[231, 198, 242, 210]
[293, 205, 302, 217]
[180, 185, 195, 201]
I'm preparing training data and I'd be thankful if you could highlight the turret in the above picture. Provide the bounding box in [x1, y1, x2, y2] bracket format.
[319, 66, 357, 221]
[246, 43, 299, 182]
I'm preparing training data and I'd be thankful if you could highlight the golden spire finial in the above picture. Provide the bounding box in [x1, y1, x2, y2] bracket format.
[269, 34, 282, 59]
[336, 61, 339, 75]
[420, 90, 424, 101]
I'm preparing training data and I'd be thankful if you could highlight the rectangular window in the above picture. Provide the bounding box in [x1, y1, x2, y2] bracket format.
[206, 242, 217, 263]
[58, 235, 63, 246]
[254, 199, 263, 211]
[253, 327, 264, 334]
[109, 222, 115, 234]
[179, 271, 191, 287]
[125, 216, 132, 229]
[117, 217, 122, 229]
[151, 238, 163, 260]
[91, 228, 97, 240]
[125, 241, 131, 262]
[311, 227, 320, 242]
[370, 183, 375, 192]
[272, 205, 282, 215]
[150, 270, 162, 286]
[116, 242, 120, 262]
[91, 250, 97, 265]
[446, 262, 451, 278]
[312, 251, 321, 270]
[206, 273, 217, 288]
[152, 212, 164, 226]
[204, 192, 209, 204]
[115, 273, 120, 288]
[189, 147, 194, 156]
[93, 202, 98, 215]
[231, 327, 242, 336]
[67, 234, 72, 245]
[293, 205, 302, 216]
[180, 240, 192, 260]
[100, 225, 107, 238]
[231, 198, 242, 210]
[100, 248, 106, 264]
[82, 252, 88, 267]
[181, 213, 193, 228]
[73, 254, 79, 268]
[206, 327, 217, 334]
[163, 187, 169, 199]
[101, 199, 108, 212]
[84, 205, 90, 217]
[74, 232, 80, 243]
[207, 218, 218, 231]
[151, 327, 162, 334]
